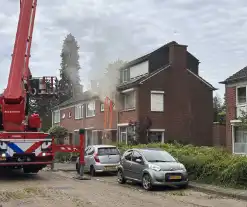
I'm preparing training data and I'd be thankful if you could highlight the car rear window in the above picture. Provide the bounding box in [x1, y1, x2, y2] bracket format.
[98, 147, 119, 156]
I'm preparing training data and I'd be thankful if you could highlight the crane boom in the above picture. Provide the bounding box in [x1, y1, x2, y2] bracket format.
[4, 0, 36, 100]
[1, 0, 57, 132]
[2, 0, 37, 132]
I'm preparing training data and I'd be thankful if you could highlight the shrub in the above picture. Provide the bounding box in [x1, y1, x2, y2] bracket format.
[117, 143, 247, 188]
[48, 125, 68, 144]
[54, 152, 71, 163]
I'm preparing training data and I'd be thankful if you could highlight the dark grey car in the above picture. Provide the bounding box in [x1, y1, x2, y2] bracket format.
[117, 148, 189, 190]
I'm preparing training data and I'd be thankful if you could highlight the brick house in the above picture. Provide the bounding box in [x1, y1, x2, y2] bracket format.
[220, 66, 247, 154]
[52, 91, 117, 146]
[116, 41, 215, 145]
[52, 41, 215, 146]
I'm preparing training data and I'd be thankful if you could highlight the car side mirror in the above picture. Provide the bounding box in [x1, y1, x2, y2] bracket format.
[136, 158, 142, 164]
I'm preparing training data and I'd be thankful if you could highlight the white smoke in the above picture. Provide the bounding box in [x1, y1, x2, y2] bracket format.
[89, 59, 126, 109]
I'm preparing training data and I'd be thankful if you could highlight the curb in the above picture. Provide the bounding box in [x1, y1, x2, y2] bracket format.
[53, 169, 76, 172]
[189, 182, 247, 201]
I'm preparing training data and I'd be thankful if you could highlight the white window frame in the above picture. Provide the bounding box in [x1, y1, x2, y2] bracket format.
[236, 85, 247, 106]
[121, 68, 129, 83]
[86, 101, 96, 117]
[123, 91, 136, 110]
[232, 126, 247, 155]
[148, 129, 165, 143]
[150, 90, 164, 112]
[100, 103, 104, 112]
[118, 127, 128, 144]
[68, 111, 72, 118]
[53, 110, 60, 124]
[75, 104, 84, 120]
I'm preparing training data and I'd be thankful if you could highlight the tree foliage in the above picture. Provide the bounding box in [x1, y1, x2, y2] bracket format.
[58, 33, 82, 104]
[48, 125, 68, 144]
[29, 97, 57, 132]
[213, 94, 226, 124]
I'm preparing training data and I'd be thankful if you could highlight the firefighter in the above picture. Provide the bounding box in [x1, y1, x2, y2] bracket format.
[0, 105, 3, 130]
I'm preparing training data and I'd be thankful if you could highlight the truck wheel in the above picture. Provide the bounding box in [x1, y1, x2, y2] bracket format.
[23, 168, 31, 174]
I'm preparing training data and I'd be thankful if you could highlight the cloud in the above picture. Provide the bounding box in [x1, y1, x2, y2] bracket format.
[0, 0, 247, 96]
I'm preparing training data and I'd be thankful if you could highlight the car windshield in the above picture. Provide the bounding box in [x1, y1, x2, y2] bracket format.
[141, 150, 176, 162]
[98, 147, 120, 156]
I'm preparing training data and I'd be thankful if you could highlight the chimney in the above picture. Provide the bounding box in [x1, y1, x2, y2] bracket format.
[73, 84, 83, 98]
[90, 80, 100, 92]
[169, 43, 187, 69]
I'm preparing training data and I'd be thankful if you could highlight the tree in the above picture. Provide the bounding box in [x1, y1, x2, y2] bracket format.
[48, 125, 68, 144]
[58, 33, 82, 104]
[213, 94, 226, 124]
[29, 95, 58, 132]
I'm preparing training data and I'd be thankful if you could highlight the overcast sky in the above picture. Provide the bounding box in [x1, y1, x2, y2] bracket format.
[0, 0, 247, 98]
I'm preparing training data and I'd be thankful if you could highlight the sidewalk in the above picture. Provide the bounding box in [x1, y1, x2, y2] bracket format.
[189, 182, 247, 201]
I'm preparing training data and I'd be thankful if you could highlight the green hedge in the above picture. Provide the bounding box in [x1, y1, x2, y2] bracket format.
[117, 143, 247, 188]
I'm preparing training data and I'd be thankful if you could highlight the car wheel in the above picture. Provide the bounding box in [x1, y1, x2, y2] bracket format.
[117, 169, 126, 184]
[90, 165, 96, 177]
[142, 174, 153, 191]
[179, 183, 189, 189]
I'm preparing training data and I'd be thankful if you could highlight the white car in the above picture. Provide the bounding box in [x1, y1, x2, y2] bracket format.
[76, 145, 121, 176]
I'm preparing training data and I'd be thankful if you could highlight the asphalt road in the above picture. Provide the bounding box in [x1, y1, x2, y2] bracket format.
[0, 166, 246, 207]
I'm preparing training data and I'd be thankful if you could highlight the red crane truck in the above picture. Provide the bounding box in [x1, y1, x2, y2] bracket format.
[0, 0, 85, 174]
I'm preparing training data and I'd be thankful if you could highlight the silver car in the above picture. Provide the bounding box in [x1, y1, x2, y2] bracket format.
[117, 148, 189, 190]
[76, 145, 121, 176]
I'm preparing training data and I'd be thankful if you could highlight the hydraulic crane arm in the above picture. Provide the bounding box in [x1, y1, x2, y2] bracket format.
[1, 0, 37, 132]
[4, 0, 36, 101]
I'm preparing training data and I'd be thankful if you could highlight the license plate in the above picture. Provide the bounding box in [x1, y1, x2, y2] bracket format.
[0, 157, 6, 161]
[104, 166, 116, 171]
[169, 175, 181, 180]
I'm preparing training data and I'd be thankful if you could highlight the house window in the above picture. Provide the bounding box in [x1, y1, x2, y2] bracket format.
[53, 110, 60, 123]
[119, 127, 127, 144]
[75, 104, 83, 119]
[124, 91, 136, 109]
[237, 86, 246, 104]
[234, 127, 247, 154]
[150, 91, 164, 112]
[86, 101, 96, 117]
[148, 131, 164, 143]
[100, 103, 104, 112]
[120, 68, 130, 83]
[68, 111, 72, 118]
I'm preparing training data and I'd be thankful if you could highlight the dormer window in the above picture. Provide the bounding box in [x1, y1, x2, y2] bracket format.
[120, 68, 130, 83]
